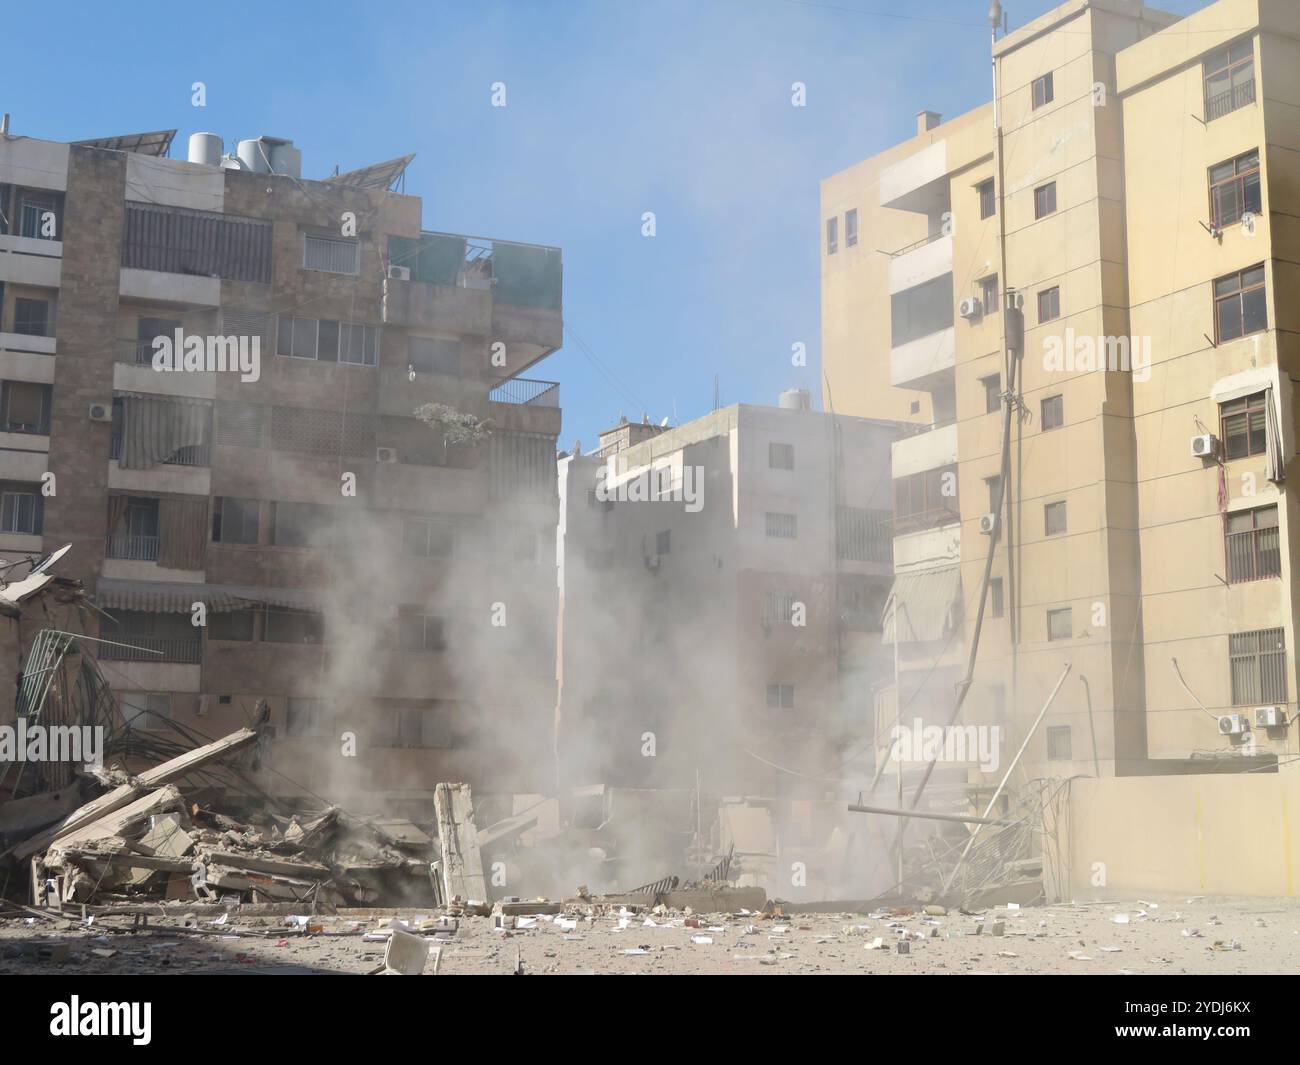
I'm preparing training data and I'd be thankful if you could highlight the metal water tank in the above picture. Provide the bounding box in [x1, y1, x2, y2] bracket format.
[187, 132, 222, 167]
[778, 388, 811, 411]
[237, 138, 271, 173]
[267, 140, 301, 178]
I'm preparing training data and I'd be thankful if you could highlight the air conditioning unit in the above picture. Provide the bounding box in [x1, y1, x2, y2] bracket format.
[88, 402, 112, 423]
[1218, 713, 1248, 736]
[979, 512, 997, 534]
[376, 447, 398, 464]
[1254, 705, 1285, 729]
[1191, 433, 1217, 458]
[387, 265, 411, 281]
[958, 297, 983, 320]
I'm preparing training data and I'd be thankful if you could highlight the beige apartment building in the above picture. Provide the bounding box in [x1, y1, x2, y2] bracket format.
[0, 125, 562, 815]
[822, 0, 1300, 779]
[556, 396, 898, 799]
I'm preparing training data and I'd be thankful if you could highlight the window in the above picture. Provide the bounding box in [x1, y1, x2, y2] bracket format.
[985, 474, 1002, 513]
[403, 517, 454, 559]
[1209, 150, 1261, 228]
[891, 274, 955, 347]
[1225, 505, 1280, 583]
[271, 501, 336, 548]
[1034, 182, 1057, 219]
[980, 374, 1000, 414]
[209, 609, 256, 641]
[655, 529, 671, 555]
[845, 209, 858, 248]
[826, 216, 838, 255]
[766, 683, 795, 709]
[1041, 394, 1064, 431]
[287, 697, 328, 737]
[19, 198, 57, 240]
[1213, 264, 1267, 343]
[408, 336, 460, 375]
[1204, 38, 1255, 122]
[212, 497, 259, 545]
[1037, 286, 1060, 323]
[1230, 627, 1286, 705]
[1044, 500, 1067, 536]
[894, 465, 959, 534]
[978, 179, 996, 220]
[120, 692, 171, 731]
[0, 382, 50, 434]
[398, 606, 446, 652]
[764, 590, 798, 624]
[395, 702, 454, 749]
[769, 442, 794, 470]
[303, 234, 359, 275]
[1032, 72, 1054, 109]
[264, 609, 325, 644]
[990, 577, 1004, 618]
[1046, 725, 1072, 760]
[1220, 391, 1267, 459]
[980, 275, 998, 316]
[137, 317, 181, 365]
[765, 512, 797, 539]
[1047, 607, 1072, 641]
[0, 483, 42, 534]
[277, 316, 379, 365]
[14, 298, 50, 336]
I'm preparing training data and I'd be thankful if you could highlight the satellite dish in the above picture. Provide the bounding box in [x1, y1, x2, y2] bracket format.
[30, 543, 71, 576]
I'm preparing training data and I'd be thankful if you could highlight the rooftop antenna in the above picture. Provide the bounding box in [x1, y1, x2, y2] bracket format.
[712, 374, 720, 411]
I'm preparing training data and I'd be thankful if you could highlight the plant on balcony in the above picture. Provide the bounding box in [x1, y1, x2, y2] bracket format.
[414, 403, 492, 446]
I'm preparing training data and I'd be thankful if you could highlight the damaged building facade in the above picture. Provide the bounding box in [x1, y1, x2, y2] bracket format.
[0, 126, 563, 816]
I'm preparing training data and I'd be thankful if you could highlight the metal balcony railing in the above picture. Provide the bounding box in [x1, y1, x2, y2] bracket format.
[489, 378, 560, 407]
[98, 635, 201, 664]
[1206, 78, 1255, 122]
[110, 435, 211, 467]
[887, 230, 948, 258]
[105, 533, 160, 561]
[892, 507, 962, 537]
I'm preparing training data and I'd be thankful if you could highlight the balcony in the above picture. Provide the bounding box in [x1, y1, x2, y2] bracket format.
[119, 267, 221, 307]
[892, 420, 958, 478]
[490, 378, 559, 407]
[111, 434, 211, 468]
[1206, 77, 1255, 123]
[888, 234, 953, 295]
[106, 534, 160, 562]
[879, 141, 949, 214]
[0, 234, 62, 288]
[98, 634, 201, 664]
[891, 326, 955, 391]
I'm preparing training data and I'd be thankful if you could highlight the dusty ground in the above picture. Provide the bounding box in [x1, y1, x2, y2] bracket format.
[0, 893, 1294, 974]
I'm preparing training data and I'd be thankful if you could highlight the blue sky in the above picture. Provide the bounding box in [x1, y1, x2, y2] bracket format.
[11, 0, 1207, 449]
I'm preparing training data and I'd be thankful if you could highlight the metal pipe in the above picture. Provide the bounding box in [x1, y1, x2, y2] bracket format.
[848, 802, 1013, 827]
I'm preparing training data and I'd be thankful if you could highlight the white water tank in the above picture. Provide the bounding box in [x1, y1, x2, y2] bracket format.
[268, 140, 301, 179]
[188, 132, 222, 167]
[778, 388, 811, 411]
[237, 138, 271, 173]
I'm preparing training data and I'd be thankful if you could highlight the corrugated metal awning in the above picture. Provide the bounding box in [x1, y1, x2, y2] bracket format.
[882, 566, 962, 645]
[94, 579, 319, 614]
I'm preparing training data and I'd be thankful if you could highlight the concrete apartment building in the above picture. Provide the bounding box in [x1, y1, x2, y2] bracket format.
[556, 396, 898, 800]
[822, 0, 1300, 781]
[0, 125, 562, 814]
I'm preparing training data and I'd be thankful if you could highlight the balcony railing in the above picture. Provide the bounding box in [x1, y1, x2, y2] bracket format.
[106, 533, 160, 561]
[114, 338, 154, 366]
[1206, 77, 1255, 122]
[98, 635, 201, 664]
[893, 507, 961, 537]
[110, 435, 211, 467]
[887, 230, 947, 258]
[490, 378, 560, 407]
[837, 507, 893, 563]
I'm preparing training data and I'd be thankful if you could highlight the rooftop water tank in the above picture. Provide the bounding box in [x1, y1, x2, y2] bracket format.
[237, 138, 271, 173]
[778, 388, 811, 411]
[187, 132, 222, 167]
